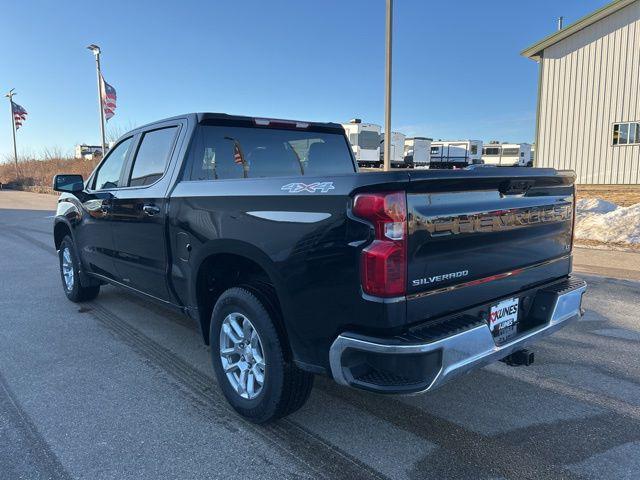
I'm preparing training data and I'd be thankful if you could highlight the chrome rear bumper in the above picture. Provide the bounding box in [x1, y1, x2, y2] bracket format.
[329, 278, 586, 394]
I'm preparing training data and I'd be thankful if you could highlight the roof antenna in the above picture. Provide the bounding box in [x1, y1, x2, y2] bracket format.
[557, 16, 564, 30]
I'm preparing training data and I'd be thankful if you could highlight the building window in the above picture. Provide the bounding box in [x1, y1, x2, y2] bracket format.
[613, 122, 640, 145]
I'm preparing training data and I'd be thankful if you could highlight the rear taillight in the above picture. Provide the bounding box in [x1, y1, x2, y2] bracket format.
[353, 191, 407, 297]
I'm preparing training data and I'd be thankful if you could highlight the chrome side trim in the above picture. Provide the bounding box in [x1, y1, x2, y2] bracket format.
[361, 291, 406, 304]
[330, 281, 586, 392]
[246, 211, 331, 223]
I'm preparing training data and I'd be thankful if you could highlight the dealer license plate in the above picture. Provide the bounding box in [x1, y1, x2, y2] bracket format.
[489, 297, 520, 343]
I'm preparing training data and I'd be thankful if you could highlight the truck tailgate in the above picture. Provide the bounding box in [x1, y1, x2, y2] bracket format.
[405, 171, 575, 322]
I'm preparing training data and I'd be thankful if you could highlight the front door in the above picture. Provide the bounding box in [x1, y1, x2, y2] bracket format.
[76, 136, 135, 280]
[110, 125, 180, 301]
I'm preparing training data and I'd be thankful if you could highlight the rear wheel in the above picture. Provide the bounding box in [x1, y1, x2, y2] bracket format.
[210, 287, 314, 423]
[58, 236, 100, 302]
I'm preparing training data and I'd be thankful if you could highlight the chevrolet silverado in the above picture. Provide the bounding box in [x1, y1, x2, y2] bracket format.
[52, 113, 586, 423]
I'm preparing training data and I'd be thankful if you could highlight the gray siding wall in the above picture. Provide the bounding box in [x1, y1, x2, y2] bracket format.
[537, 1, 640, 184]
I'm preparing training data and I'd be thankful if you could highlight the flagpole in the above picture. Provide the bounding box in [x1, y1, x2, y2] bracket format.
[88, 44, 107, 156]
[5, 89, 19, 180]
[383, 0, 393, 172]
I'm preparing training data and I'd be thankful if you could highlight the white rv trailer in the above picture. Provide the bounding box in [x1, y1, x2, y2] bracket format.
[404, 137, 432, 168]
[341, 119, 382, 168]
[429, 140, 483, 169]
[379, 131, 407, 168]
[482, 143, 532, 167]
[530, 145, 535, 166]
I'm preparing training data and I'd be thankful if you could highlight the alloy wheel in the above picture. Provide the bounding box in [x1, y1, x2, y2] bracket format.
[61, 247, 74, 291]
[219, 313, 266, 399]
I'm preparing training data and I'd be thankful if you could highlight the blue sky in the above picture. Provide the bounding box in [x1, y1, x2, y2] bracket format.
[1, 0, 606, 160]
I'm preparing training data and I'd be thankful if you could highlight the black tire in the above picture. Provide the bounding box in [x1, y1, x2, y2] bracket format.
[210, 287, 314, 423]
[58, 236, 100, 302]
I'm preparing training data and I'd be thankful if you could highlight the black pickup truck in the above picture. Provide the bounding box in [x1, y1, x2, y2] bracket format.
[52, 113, 586, 423]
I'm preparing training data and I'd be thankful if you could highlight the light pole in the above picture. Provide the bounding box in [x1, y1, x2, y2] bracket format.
[5, 88, 19, 180]
[383, 0, 393, 171]
[87, 44, 107, 156]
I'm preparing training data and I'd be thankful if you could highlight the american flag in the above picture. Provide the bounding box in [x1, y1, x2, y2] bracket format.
[100, 75, 117, 121]
[233, 142, 244, 165]
[11, 101, 28, 130]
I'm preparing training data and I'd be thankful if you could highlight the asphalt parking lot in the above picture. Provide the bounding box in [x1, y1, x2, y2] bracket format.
[1, 190, 640, 480]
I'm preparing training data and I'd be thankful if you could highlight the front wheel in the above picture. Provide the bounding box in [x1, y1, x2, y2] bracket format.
[210, 287, 314, 423]
[58, 236, 100, 302]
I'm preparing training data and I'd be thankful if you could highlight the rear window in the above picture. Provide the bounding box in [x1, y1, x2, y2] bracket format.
[186, 126, 354, 180]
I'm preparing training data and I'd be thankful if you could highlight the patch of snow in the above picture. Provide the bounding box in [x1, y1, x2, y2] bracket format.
[575, 198, 617, 216]
[575, 198, 640, 245]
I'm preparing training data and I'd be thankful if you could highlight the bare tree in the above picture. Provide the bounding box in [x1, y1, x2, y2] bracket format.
[106, 121, 137, 144]
[41, 146, 69, 161]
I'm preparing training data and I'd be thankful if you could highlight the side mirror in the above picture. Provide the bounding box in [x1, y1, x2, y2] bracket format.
[53, 174, 84, 193]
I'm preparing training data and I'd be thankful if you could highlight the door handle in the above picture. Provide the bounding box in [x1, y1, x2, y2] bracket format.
[143, 205, 161, 216]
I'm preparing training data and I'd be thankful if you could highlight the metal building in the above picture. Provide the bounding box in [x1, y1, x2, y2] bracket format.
[522, 0, 640, 184]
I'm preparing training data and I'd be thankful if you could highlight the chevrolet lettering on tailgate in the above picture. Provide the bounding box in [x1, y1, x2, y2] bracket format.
[424, 204, 572, 237]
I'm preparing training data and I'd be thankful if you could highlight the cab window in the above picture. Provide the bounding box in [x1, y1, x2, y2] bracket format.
[128, 127, 178, 187]
[93, 137, 133, 190]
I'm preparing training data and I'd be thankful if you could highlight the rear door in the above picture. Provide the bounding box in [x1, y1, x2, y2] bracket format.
[109, 122, 183, 300]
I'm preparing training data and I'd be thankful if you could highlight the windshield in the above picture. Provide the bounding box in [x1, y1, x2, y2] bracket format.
[187, 125, 355, 180]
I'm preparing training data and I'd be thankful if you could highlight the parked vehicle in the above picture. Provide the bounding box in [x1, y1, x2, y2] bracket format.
[482, 143, 533, 167]
[430, 140, 483, 169]
[52, 113, 586, 423]
[404, 137, 432, 168]
[341, 119, 381, 168]
[380, 131, 407, 168]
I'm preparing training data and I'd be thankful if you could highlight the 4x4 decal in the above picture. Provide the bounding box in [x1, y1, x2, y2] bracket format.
[281, 182, 335, 193]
